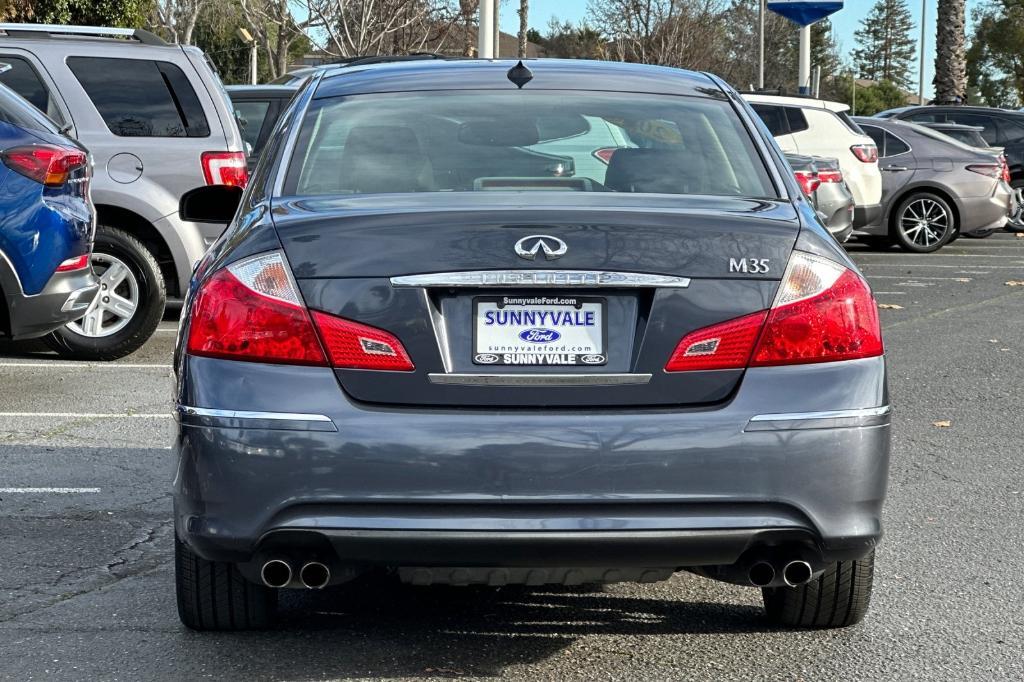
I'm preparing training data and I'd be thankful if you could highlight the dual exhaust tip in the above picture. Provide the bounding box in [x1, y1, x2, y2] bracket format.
[260, 559, 330, 589]
[748, 560, 813, 588]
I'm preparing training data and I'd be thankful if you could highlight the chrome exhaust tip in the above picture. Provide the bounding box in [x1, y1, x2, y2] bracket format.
[748, 561, 776, 587]
[260, 559, 293, 588]
[299, 561, 330, 590]
[782, 560, 813, 587]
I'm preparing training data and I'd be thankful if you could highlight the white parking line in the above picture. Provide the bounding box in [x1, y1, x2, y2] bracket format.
[858, 264, 1024, 269]
[0, 487, 100, 494]
[0, 412, 171, 419]
[865, 275, 979, 280]
[0, 363, 171, 369]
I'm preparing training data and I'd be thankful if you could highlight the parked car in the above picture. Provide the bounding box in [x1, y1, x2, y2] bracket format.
[918, 121, 991, 149]
[226, 85, 297, 173]
[269, 53, 451, 86]
[0, 80, 98, 341]
[0, 23, 246, 359]
[853, 117, 1012, 251]
[744, 93, 883, 229]
[173, 59, 889, 632]
[876, 104, 1024, 194]
[787, 153, 856, 243]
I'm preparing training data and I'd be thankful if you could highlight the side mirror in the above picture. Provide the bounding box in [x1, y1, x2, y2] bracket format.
[180, 185, 243, 223]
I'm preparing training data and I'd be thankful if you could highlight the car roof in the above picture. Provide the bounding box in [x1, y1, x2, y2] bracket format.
[741, 92, 850, 114]
[226, 84, 298, 96]
[888, 104, 1024, 116]
[313, 58, 725, 100]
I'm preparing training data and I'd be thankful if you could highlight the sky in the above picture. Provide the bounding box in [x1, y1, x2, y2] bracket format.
[497, 0, 987, 98]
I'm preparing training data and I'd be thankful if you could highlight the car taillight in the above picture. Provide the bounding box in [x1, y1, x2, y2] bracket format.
[1000, 155, 1011, 183]
[187, 252, 326, 365]
[56, 254, 91, 272]
[201, 151, 248, 188]
[794, 170, 820, 196]
[751, 252, 883, 366]
[664, 252, 883, 372]
[817, 169, 844, 183]
[593, 147, 617, 164]
[967, 163, 1003, 179]
[1, 145, 87, 187]
[311, 313, 415, 371]
[186, 251, 413, 370]
[850, 144, 878, 163]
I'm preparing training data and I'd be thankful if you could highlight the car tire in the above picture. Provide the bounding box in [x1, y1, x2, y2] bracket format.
[175, 536, 277, 631]
[891, 193, 955, 253]
[44, 226, 165, 360]
[963, 229, 995, 239]
[761, 550, 874, 629]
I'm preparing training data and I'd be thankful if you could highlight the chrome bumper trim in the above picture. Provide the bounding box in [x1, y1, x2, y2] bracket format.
[61, 285, 98, 312]
[745, 405, 891, 431]
[427, 373, 652, 386]
[391, 271, 691, 289]
[176, 405, 336, 431]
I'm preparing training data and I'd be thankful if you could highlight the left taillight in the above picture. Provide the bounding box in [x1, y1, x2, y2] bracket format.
[201, 151, 248, 188]
[1, 145, 87, 187]
[186, 251, 413, 370]
[665, 252, 883, 372]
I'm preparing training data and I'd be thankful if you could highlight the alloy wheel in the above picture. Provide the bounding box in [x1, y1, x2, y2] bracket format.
[65, 252, 140, 338]
[898, 198, 950, 248]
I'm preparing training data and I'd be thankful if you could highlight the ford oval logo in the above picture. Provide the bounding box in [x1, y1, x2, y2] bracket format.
[474, 353, 499, 364]
[519, 328, 561, 343]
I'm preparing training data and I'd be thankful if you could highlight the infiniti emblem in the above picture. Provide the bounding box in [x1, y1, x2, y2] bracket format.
[514, 235, 568, 261]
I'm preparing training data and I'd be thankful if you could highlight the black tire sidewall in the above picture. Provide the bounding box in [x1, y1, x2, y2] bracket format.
[46, 226, 166, 360]
[892, 193, 955, 253]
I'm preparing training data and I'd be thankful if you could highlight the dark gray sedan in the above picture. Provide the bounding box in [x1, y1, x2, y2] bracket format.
[854, 117, 1013, 252]
[172, 59, 889, 632]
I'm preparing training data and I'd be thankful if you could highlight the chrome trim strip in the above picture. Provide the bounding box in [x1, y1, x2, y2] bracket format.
[391, 271, 691, 289]
[177, 406, 332, 422]
[428, 373, 652, 386]
[61, 285, 98, 312]
[748, 406, 892, 422]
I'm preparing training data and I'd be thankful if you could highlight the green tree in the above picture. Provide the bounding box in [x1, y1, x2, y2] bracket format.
[542, 18, 605, 60]
[834, 76, 909, 116]
[965, 0, 1020, 107]
[852, 0, 917, 89]
[7, 0, 147, 26]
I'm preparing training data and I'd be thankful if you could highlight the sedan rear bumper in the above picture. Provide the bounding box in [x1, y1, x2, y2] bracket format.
[173, 356, 891, 572]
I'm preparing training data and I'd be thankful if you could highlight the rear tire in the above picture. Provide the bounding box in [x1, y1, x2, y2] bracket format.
[963, 229, 995, 239]
[891, 192, 955, 253]
[762, 550, 875, 629]
[45, 226, 165, 360]
[175, 536, 277, 631]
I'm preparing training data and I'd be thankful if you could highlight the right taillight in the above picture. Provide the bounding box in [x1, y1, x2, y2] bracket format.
[851, 144, 878, 163]
[751, 252, 883, 366]
[186, 251, 413, 370]
[664, 252, 883, 372]
[201, 151, 249, 188]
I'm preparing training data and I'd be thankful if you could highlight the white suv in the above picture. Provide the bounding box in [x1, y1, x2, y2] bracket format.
[744, 94, 883, 229]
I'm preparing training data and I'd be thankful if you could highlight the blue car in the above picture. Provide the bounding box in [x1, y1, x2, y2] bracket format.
[0, 82, 97, 341]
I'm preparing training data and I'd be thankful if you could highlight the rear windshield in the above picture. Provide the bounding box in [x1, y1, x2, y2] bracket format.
[284, 90, 776, 198]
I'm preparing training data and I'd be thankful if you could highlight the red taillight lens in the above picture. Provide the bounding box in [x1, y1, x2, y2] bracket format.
[593, 147, 617, 164]
[664, 252, 883, 372]
[665, 311, 768, 372]
[2, 145, 87, 187]
[967, 163, 1003, 179]
[794, 170, 820, 196]
[817, 169, 844, 183]
[1000, 155, 1011, 182]
[187, 253, 326, 366]
[201, 151, 248, 188]
[56, 254, 91, 272]
[851, 144, 878, 163]
[311, 312, 415, 371]
[751, 253, 883, 366]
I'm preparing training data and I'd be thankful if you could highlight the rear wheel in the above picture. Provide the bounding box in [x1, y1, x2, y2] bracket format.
[762, 550, 875, 629]
[963, 229, 996, 239]
[175, 536, 277, 631]
[45, 226, 165, 360]
[892, 193, 955, 253]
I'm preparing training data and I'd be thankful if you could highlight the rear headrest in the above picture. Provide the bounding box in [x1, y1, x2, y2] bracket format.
[338, 124, 433, 194]
[604, 148, 702, 194]
[342, 125, 424, 156]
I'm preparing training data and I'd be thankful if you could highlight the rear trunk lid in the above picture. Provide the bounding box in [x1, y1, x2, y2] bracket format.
[273, 193, 799, 407]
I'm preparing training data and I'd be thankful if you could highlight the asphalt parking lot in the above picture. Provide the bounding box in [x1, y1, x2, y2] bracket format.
[1, 233, 1023, 681]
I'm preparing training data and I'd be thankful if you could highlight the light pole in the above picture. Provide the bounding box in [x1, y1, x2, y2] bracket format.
[237, 28, 257, 85]
[918, 0, 926, 104]
[478, 0, 495, 58]
[758, 0, 765, 89]
[798, 23, 811, 94]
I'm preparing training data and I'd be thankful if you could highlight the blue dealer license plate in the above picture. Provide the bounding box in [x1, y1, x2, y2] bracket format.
[473, 296, 606, 366]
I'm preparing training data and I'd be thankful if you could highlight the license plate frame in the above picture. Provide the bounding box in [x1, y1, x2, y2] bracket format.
[472, 295, 608, 367]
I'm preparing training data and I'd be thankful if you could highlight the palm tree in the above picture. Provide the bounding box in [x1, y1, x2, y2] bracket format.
[518, 0, 528, 58]
[934, 0, 967, 103]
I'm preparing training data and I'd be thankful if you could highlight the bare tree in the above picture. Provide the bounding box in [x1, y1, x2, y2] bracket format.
[150, 0, 207, 45]
[459, 0, 478, 56]
[303, 0, 459, 58]
[238, 0, 323, 79]
[934, 0, 967, 103]
[518, 0, 528, 57]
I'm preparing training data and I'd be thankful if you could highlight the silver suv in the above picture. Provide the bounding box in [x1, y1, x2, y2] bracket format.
[0, 24, 245, 359]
